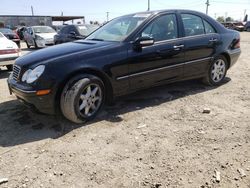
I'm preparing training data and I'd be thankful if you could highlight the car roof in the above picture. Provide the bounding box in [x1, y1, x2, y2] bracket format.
[122, 9, 206, 17]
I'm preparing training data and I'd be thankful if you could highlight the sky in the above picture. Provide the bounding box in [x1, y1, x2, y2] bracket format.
[0, 0, 250, 23]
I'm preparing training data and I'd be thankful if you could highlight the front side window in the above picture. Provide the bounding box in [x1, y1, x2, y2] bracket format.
[181, 14, 205, 36]
[86, 14, 150, 42]
[141, 14, 178, 42]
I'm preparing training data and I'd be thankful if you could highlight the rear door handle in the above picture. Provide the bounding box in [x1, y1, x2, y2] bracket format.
[209, 38, 218, 42]
[173, 44, 184, 50]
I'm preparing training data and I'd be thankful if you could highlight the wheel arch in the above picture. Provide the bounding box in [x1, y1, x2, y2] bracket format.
[54, 68, 114, 114]
[219, 52, 231, 68]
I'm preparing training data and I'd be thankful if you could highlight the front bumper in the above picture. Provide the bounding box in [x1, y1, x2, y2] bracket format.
[36, 39, 54, 48]
[7, 77, 56, 115]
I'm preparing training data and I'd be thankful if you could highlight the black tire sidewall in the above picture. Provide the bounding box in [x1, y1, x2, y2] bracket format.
[61, 75, 105, 122]
[208, 56, 228, 86]
[74, 77, 105, 121]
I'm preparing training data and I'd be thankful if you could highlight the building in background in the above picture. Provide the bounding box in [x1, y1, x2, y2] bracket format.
[0, 15, 85, 29]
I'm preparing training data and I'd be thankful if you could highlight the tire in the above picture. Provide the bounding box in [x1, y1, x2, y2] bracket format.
[34, 39, 38, 49]
[25, 41, 30, 49]
[247, 27, 250, 32]
[60, 75, 105, 123]
[6, 65, 13, 71]
[203, 55, 228, 86]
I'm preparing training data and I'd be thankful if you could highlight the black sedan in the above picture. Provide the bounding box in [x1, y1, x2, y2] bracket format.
[54, 24, 99, 44]
[0, 28, 21, 48]
[8, 10, 241, 123]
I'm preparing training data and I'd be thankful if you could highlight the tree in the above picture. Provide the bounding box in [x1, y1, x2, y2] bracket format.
[225, 17, 234, 22]
[216, 16, 225, 23]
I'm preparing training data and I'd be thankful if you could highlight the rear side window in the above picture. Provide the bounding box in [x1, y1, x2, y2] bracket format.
[181, 14, 205, 36]
[203, 20, 216, 34]
[141, 14, 178, 42]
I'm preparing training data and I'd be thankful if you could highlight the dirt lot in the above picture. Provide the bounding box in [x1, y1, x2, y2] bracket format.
[0, 33, 250, 188]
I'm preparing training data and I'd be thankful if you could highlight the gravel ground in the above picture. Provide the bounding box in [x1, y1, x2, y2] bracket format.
[0, 33, 249, 188]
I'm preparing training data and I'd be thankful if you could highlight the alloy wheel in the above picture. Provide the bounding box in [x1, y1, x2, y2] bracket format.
[211, 59, 226, 83]
[78, 83, 102, 117]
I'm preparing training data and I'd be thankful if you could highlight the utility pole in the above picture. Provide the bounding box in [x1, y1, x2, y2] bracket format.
[214, 13, 217, 19]
[205, 0, 210, 15]
[225, 12, 228, 22]
[147, 0, 150, 11]
[31, 6, 34, 16]
[106, 12, 109, 22]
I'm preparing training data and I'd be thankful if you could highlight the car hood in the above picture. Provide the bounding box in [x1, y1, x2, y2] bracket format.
[35, 33, 56, 39]
[0, 38, 17, 49]
[15, 40, 118, 67]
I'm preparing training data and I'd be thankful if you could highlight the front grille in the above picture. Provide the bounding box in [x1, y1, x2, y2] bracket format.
[13, 65, 21, 81]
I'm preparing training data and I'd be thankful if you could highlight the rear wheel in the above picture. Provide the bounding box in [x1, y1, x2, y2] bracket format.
[247, 27, 250, 32]
[60, 75, 105, 123]
[6, 65, 13, 71]
[203, 55, 228, 86]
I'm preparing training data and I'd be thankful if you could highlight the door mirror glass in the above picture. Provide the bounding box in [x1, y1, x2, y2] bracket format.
[134, 36, 154, 49]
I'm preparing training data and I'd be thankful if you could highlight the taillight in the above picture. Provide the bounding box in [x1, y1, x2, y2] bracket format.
[231, 38, 240, 49]
[235, 39, 240, 48]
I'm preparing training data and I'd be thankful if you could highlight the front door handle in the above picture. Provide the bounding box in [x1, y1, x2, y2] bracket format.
[173, 44, 184, 50]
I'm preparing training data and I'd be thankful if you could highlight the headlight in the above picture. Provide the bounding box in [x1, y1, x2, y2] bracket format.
[35, 35, 44, 40]
[22, 65, 45, 84]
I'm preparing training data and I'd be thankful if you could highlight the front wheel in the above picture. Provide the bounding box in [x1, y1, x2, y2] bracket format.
[6, 65, 13, 71]
[60, 75, 105, 123]
[203, 56, 228, 86]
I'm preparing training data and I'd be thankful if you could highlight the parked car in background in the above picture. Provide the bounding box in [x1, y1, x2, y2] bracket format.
[222, 22, 244, 32]
[0, 28, 21, 48]
[8, 10, 241, 123]
[0, 32, 21, 71]
[54, 24, 99, 44]
[244, 21, 250, 31]
[52, 25, 65, 33]
[23, 26, 57, 48]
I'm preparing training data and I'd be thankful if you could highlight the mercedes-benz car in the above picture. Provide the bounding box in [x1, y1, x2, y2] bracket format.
[8, 10, 241, 123]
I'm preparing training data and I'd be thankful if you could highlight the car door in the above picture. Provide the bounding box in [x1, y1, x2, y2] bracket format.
[127, 13, 185, 90]
[26, 27, 34, 45]
[180, 13, 221, 78]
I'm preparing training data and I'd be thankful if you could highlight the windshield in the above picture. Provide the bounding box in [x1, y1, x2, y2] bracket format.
[33, 26, 56, 33]
[78, 25, 99, 36]
[0, 28, 15, 35]
[86, 13, 151, 42]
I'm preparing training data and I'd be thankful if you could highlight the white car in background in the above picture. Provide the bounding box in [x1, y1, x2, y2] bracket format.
[24, 26, 57, 48]
[0, 32, 21, 71]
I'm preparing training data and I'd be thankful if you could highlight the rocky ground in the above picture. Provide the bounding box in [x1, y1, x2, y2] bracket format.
[0, 33, 249, 188]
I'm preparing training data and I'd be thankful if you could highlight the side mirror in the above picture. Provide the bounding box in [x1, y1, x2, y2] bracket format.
[134, 36, 154, 50]
[69, 31, 77, 38]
